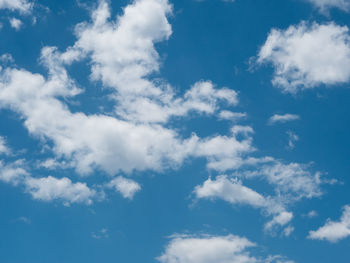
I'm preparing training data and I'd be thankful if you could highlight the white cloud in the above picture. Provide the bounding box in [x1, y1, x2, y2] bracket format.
[0, 159, 28, 185]
[107, 176, 141, 199]
[265, 212, 294, 232]
[38, 158, 69, 170]
[0, 136, 9, 155]
[194, 175, 293, 232]
[308, 205, 350, 242]
[71, 0, 172, 92]
[59, 0, 237, 124]
[157, 234, 257, 263]
[218, 110, 246, 121]
[257, 22, 350, 93]
[0, 159, 97, 205]
[194, 175, 266, 208]
[194, 160, 324, 232]
[0, 0, 329, 223]
[0, 0, 32, 13]
[193, 127, 255, 172]
[282, 225, 295, 237]
[25, 176, 96, 205]
[0, 53, 14, 64]
[157, 234, 294, 263]
[306, 0, 350, 12]
[246, 162, 323, 201]
[0, 65, 252, 177]
[9, 17, 23, 30]
[268, 114, 300, 124]
[0, 0, 248, 176]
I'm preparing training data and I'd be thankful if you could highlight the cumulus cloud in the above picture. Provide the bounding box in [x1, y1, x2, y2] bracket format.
[0, 65, 251, 175]
[0, 0, 32, 13]
[0, 159, 95, 205]
[257, 22, 350, 93]
[308, 205, 350, 242]
[157, 234, 294, 263]
[25, 176, 96, 205]
[268, 114, 300, 124]
[0, 0, 249, 176]
[0, 0, 329, 222]
[0, 159, 28, 185]
[57, 0, 238, 124]
[107, 176, 141, 199]
[0, 137, 96, 205]
[194, 175, 267, 208]
[306, 0, 350, 12]
[194, 160, 324, 232]
[157, 234, 257, 263]
[193, 175, 293, 232]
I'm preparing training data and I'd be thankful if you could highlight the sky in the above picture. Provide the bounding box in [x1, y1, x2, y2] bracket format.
[0, 0, 350, 262]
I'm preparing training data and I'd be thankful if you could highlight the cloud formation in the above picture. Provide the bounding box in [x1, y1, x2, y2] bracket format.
[194, 160, 324, 233]
[308, 205, 350, 242]
[157, 234, 294, 263]
[0, 0, 32, 13]
[268, 114, 300, 124]
[107, 176, 141, 199]
[258, 22, 350, 93]
[157, 234, 258, 263]
[306, 0, 350, 12]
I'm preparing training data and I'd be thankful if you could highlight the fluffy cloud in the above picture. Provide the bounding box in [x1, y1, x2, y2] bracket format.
[0, 66, 252, 175]
[157, 234, 257, 263]
[0, 0, 249, 176]
[71, 0, 173, 93]
[0, 0, 32, 13]
[0, 159, 28, 185]
[194, 175, 266, 208]
[306, 0, 350, 12]
[194, 160, 323, 232]
[25, 176, 96, 205]
[192, 126, 255, 171]
[308, 205, 350, 242]
[157, 234, 294, 263]
[58, 0, 238, 124]
[268, 114, 300, 124]
[0, 137, 96, 205]
[193, 175, 293, 232]
[0, 0, 328, 223]
[257, 22, 350, 93]
[107, 176, 141, 199]
[0, 159, 95, 205]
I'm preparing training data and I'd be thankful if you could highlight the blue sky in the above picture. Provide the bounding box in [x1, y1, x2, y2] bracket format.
[0, 0, 350, 262]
